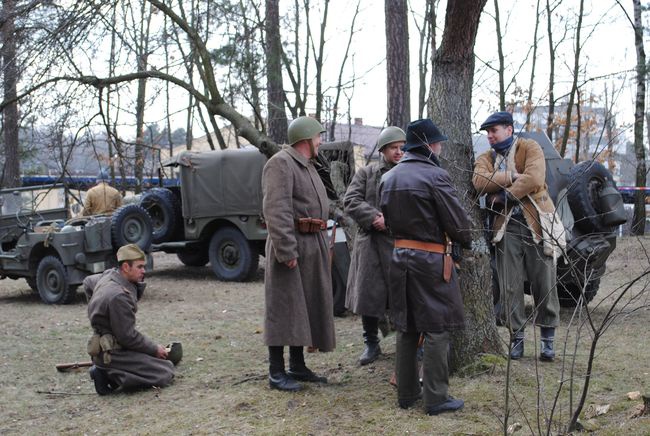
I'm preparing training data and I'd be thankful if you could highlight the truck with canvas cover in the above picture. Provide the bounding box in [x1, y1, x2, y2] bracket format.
[143, 148, 268, 282]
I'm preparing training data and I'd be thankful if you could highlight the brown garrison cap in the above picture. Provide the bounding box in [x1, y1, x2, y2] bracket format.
[116, 244, 146, 262]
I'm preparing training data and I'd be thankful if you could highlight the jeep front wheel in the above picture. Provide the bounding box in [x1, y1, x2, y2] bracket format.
[36, 256, 77, 304]
[208, 227, 259, 281]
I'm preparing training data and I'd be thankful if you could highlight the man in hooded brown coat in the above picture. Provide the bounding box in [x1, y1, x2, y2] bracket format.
[344, 126, 404, 365]
[262, 116, 335, 392]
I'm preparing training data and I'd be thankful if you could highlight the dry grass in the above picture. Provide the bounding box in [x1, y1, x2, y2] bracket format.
[0, 237, 649, 435]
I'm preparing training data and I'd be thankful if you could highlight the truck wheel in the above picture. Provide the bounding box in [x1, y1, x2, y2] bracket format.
[140, 188, 181, 244]
[557, 278, 601, 307]
[111, 204, 153, 251]
[208, 227, 259, 281]
[568, 161, 616, 233]
[26, 277, 38, 293]
[177, 249, 209, 267]
[36, 256, 77, 304]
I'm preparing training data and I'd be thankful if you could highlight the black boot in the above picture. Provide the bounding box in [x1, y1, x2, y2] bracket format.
[287, 346, 327, 384]
[89, 365, 115, 396]
[509, 331, 524, 360]
[540, 327, 555, 362]
[359, 316, 381, 365]
[268, 346, 301, 391]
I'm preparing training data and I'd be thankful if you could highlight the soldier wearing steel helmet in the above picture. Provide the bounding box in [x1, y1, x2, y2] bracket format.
[343, 126, 405, 366]
[84, 244, 176, 395]
[82, 168, 122, 216]
[262, 116, 335, 392]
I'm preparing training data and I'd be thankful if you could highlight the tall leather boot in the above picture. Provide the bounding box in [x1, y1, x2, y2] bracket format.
[268, 346, 301, 391]
[540, 327, 555, 362]
[359, 316, 381, 365]
[509, 330, 524, 360]
[287, 346, 327, 383]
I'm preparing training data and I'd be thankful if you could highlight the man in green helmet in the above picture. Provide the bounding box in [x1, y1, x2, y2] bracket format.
[344, 126, 405, 365]
[262, 116, 335, 392]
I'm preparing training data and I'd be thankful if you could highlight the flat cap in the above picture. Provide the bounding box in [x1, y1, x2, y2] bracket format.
[480, 111, 513, 130]
[116, 243, 146, 262]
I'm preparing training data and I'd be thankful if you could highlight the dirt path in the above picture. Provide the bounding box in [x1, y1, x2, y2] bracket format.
[0, 237, 648, 434]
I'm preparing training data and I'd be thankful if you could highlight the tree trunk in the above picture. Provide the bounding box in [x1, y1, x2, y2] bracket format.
[385, 0, 410, 129]
[265, 0, 288, 143]
[559, 0, 584, 158]
[427, 0, 501, 372]
[415, 0, 436, 119]
[1, 0, 21, 188]
[134, 2, 153, 194]
[632, 0, 647, 236]
[574, 88, 582, 163]
[546, 0, 555, 141]
[313, 0, 329, 122]
[493, 0, 506, 111]
[525, 0, 541, 131]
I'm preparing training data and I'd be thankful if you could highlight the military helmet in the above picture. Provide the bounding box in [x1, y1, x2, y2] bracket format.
[166, 341, 183, 366]
[287, 116, 325, 145]
[377, 126, 406, 151]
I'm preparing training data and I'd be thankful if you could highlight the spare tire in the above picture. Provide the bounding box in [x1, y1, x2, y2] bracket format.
[111, 204, 153, 251]
[567, 161, 618, 234]
[140, 188, 181, 244]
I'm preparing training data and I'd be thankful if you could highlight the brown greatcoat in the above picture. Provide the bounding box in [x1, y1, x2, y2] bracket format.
[85, 269, 174, 390]
[262, 146, 335, 352]
[343, 156, 395, 318]
[83, 182, 122, 216]
[472, 137, 555, 244]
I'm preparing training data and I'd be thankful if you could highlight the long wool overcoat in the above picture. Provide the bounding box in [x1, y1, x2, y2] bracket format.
[343, 157, 395, 318]
[85, 269, 174, 390]
[262, 146, 335, 352]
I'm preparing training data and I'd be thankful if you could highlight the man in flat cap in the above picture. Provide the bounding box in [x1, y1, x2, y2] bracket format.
[472, 111, 560, 362]
[344, 126, 404, 366]
[84, 244, 175, 395]
[82, 168, 122, 216]
[379, 119, 472, 415]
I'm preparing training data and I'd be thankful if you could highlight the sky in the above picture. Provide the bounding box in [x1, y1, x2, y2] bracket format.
[311, 0, 640, 138]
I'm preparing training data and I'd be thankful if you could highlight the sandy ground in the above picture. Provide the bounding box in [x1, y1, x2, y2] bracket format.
[0, 236, 648, 435]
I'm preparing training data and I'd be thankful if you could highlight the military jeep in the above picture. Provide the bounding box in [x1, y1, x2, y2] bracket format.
[0, 184, 153, 304]
[475, 131, 627, 307]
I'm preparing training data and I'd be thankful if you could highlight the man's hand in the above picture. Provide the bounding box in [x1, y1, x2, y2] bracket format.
[372, 213, 386, 231]
[156, 345, 169, 360]
[285, 258, 298, 269]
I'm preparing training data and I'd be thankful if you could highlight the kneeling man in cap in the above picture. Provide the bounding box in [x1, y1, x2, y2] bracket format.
[84, 244, 177, 395]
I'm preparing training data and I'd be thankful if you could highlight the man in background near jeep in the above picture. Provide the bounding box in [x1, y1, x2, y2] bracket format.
[82, 168, 122, 216]
[344, 126, 405, 366]
[84, 244, 175, 395]
[262, 116, 335, 392]
[472, 111, 560, 362]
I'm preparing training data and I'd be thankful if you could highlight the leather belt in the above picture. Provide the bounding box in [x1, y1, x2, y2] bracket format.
[394, 239, 445, 254]
[394, 238, 453, 283]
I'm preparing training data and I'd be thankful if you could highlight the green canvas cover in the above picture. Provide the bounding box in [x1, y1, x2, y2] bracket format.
[167, 148, 267, 219]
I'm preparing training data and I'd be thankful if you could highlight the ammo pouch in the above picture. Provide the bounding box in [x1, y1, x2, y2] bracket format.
[87, 333, 122, 365]
[296, 217, 326, 233]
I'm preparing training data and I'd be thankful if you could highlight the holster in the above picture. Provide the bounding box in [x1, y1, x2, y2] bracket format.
[443, 239, 453, 283]
[296, 217, 326, 233]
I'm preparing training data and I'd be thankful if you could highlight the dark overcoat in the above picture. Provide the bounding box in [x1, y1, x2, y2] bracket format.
[85, 269, 174, 390]
[343, 157, 395, 317]
[379, 152, 472, 333]
[262, 146, 335, 352]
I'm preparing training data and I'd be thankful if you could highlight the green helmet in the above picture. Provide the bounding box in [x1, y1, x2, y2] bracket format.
[377, 126, 406, 151]
[166, 342, 183, 366]
[287, 116, 325, 145]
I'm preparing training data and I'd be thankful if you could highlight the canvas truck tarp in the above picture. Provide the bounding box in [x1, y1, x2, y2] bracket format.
[168, 148, 267, 219]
